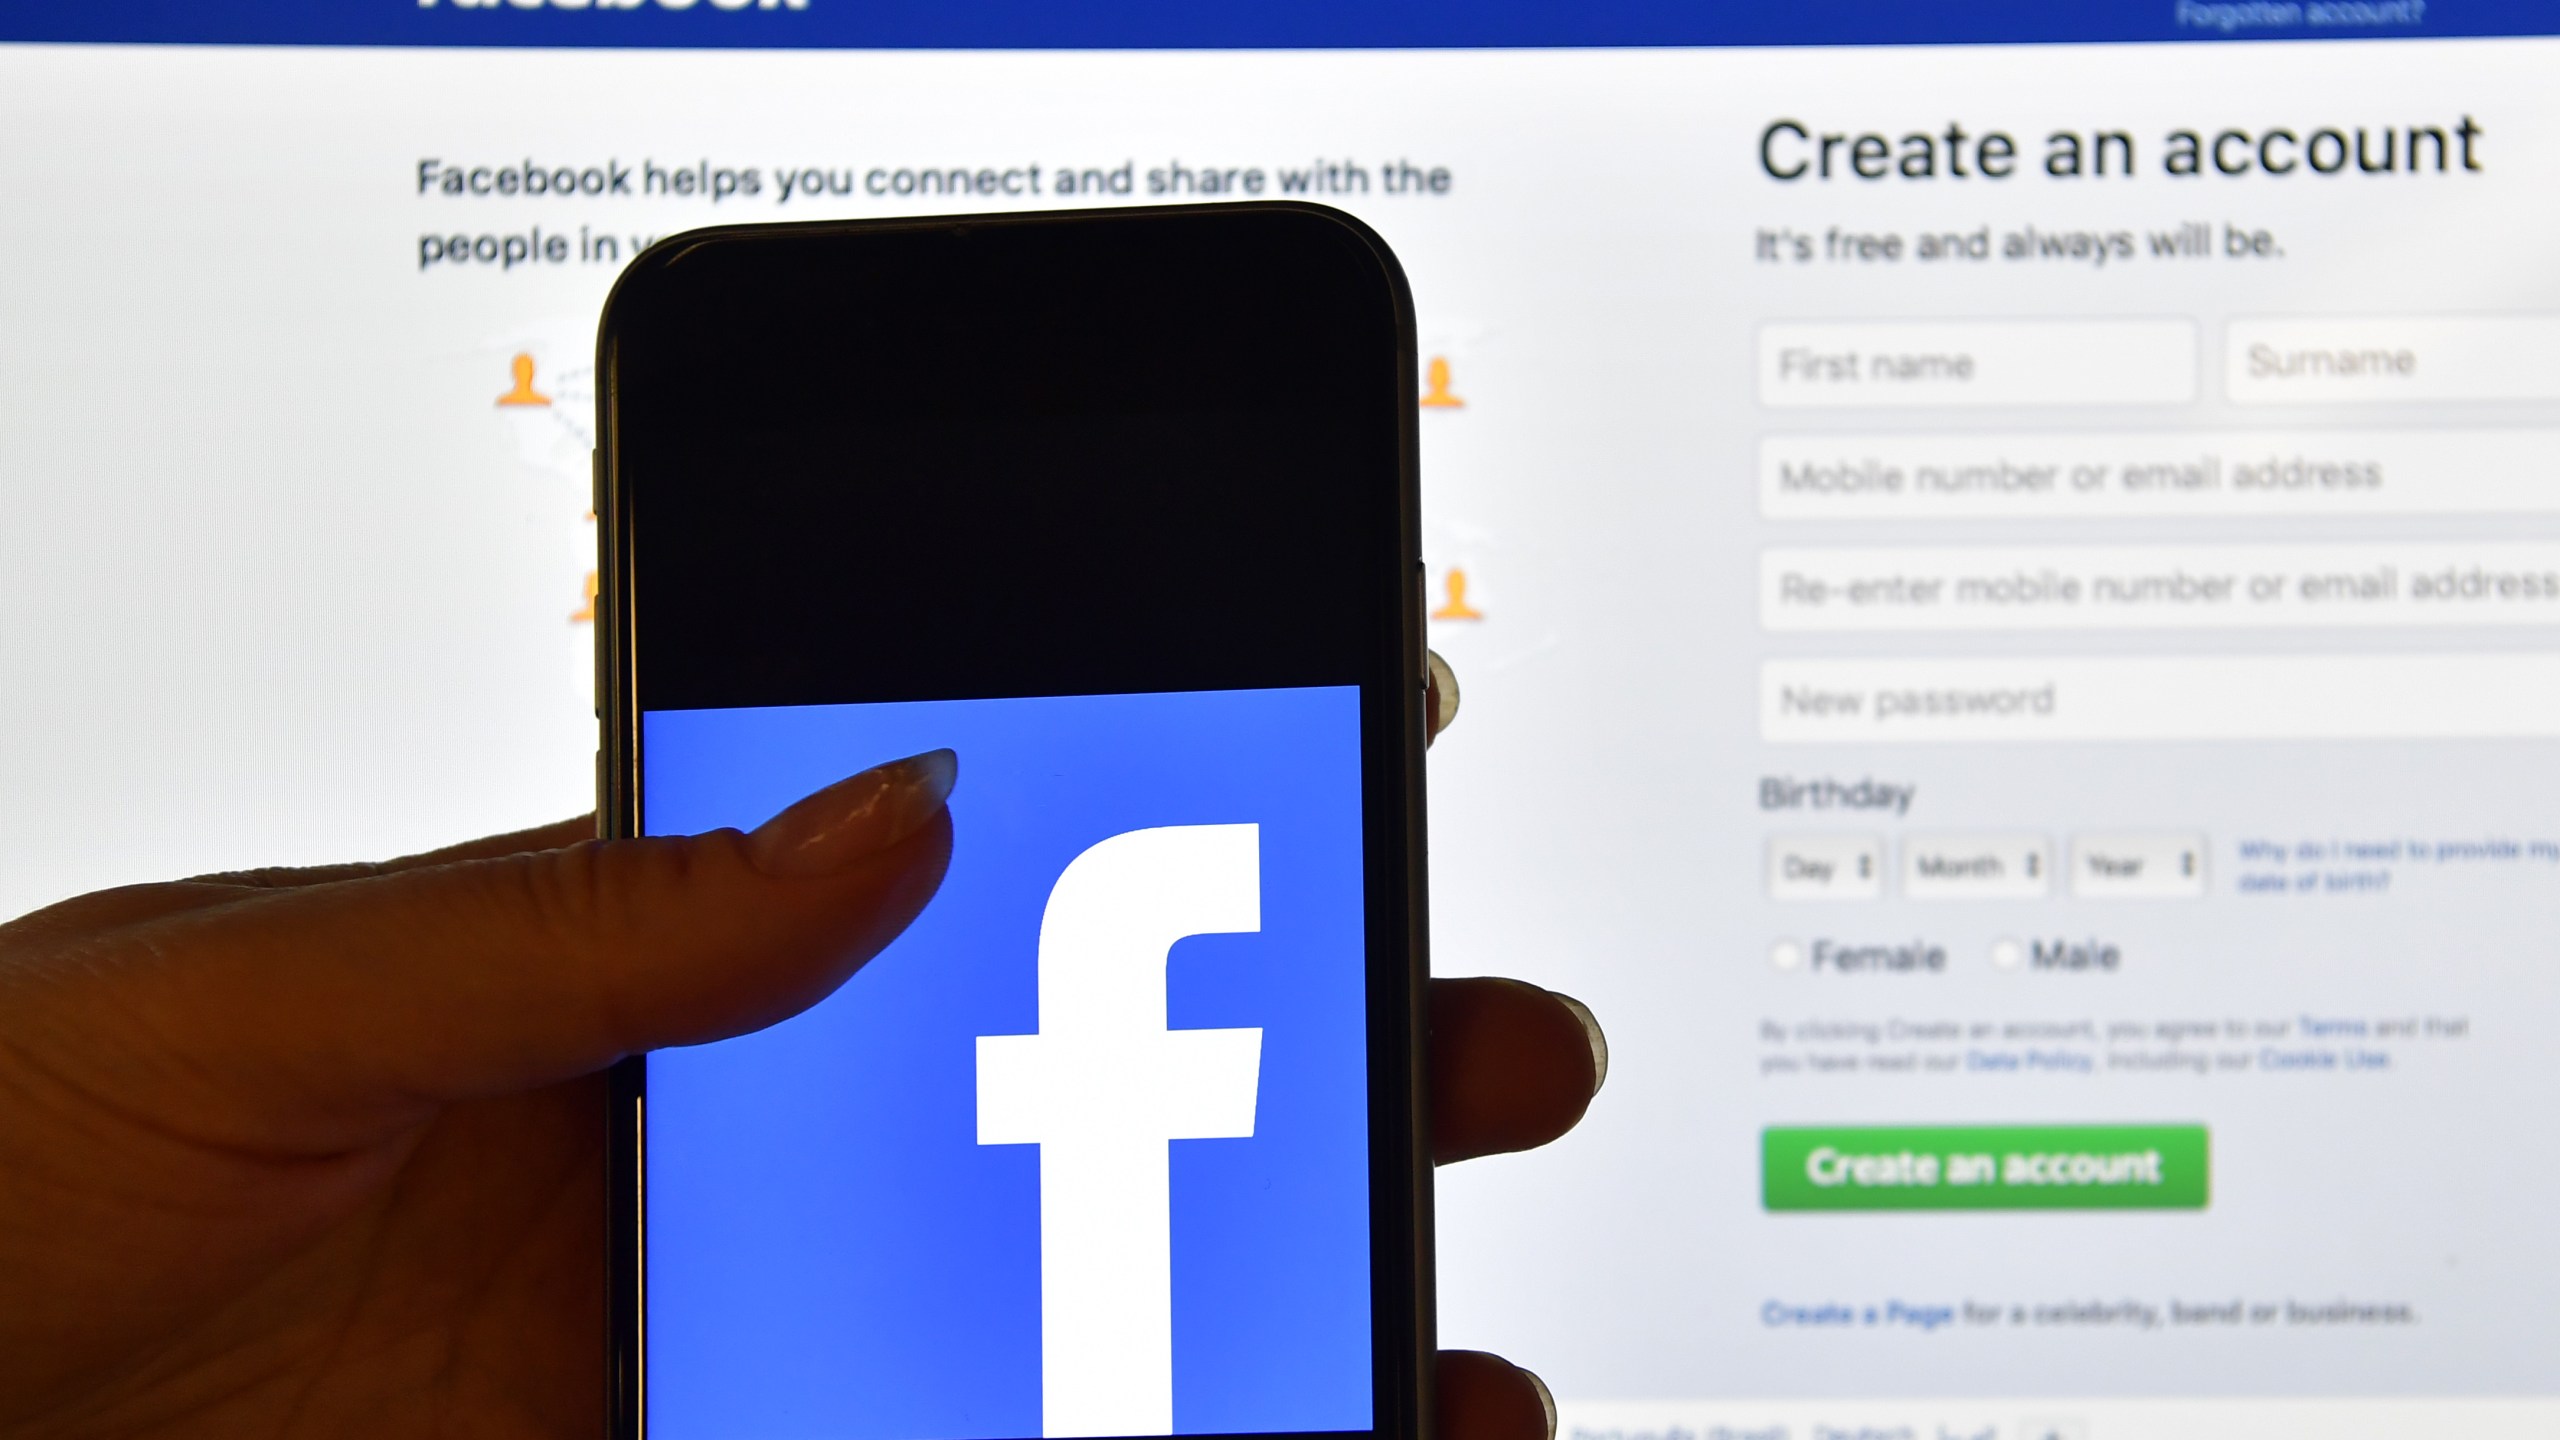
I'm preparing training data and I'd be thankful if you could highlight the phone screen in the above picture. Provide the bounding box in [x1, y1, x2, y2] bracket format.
[641, 688, 1370, 1437]
[596, 208, 1426, 1440]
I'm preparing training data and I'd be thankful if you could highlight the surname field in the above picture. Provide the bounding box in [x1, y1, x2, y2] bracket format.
[2228, 315, 2560, 403]
[1759, 319, 2195, 408]
[1759, 427, 2560, 519]
[1759, 653, 2560, 743]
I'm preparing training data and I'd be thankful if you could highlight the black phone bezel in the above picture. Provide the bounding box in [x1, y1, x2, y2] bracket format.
[593, 202, 1431, 1440]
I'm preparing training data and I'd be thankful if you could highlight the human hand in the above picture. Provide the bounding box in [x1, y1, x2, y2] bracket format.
[0, 655, 1600, 1440]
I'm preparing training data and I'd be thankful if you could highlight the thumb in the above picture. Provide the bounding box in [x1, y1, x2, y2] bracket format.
[65, 750, 957, 1152]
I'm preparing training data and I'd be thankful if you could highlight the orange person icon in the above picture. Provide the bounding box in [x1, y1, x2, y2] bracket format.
[571, 570, 597, 624]
[1418, 356, 1465, 409]
[1431, 566, 1485, 621]
[497, 352, 552, 408]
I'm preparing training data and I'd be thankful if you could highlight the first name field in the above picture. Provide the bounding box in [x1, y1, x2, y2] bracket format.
[1761, 320, 2197, 408]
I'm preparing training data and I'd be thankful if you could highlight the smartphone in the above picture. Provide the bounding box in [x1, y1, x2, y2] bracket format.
[593, 204, 1429, 1440]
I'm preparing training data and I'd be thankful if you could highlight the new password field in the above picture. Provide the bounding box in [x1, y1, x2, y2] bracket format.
[1761, 654, 2560, 743]
[1760, 320, 2196, 408]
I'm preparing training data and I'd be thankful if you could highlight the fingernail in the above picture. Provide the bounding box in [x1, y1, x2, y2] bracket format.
[747, 749, 957, 878]
[1551, 990, 1608, 1097]
[1521, 1364, 1556, 1440]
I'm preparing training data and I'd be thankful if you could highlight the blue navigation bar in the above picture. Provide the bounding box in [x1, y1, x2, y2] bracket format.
[0, 0, 2547, 49]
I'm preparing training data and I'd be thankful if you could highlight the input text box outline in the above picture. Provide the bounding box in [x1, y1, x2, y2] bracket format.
[1755, 426, 2560, 520]
[2225, 313, 2560, 405]
[1758, 316, 2199, 410]
[1759, 541, 2560, 632]
[1760, 652, 2560, 743]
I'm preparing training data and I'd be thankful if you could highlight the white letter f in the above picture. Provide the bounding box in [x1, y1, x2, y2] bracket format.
[977, 824, 1265, 1439]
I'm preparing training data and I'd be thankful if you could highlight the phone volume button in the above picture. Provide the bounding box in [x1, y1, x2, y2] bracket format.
[591, 447, 605, 720]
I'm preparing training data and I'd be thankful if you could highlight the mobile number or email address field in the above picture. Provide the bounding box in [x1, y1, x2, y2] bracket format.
[1759, 429, 2560, 520]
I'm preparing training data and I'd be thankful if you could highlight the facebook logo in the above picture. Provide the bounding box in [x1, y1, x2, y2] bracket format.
[979, 823, 1268, 1437]
[642, 687, 1373, 1440]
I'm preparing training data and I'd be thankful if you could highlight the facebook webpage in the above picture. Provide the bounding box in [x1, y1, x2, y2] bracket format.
[3, 8, 2559, 1438]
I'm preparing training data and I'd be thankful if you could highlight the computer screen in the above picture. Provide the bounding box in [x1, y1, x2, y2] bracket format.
[4, 4, 2558, 1436]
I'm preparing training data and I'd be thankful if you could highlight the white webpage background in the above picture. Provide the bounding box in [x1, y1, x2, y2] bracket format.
[2, 39, 2557, 1423]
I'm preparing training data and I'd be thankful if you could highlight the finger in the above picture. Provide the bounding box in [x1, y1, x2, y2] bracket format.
[1439, 1350, 1555, 1440]
[49, 752, 959, 1151]
[0, 880, 246, 950]
[184, 816, 597, 888]
[1426, 650, 1461, 746]
[1, 821, 603, 952]
[1430, 977, 1605, 1165]
[3, 821, 605, 950]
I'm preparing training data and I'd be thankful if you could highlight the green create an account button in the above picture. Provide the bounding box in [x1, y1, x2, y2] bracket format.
[1763, 1125, 2209, 1211]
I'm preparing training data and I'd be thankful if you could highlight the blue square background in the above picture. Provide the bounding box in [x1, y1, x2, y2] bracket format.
[642, 686, 1373, 1440]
